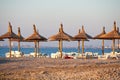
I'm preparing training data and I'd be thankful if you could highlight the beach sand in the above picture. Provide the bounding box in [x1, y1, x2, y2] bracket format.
[0, 57, 120, 80]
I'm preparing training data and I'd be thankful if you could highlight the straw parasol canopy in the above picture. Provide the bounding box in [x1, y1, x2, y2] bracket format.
[49, 24, 73, 41]
[73, 29, 89, 54]
[49, 23, 73, 58]
[11, 27, 24, 52]
[73, 26, 92, 55]
[100, 21, 120, 55]
[0, 22, 19, 57]
[74, 26, 92, 39]
[94, 27, 106, 55]
[25, 24, 47, 57]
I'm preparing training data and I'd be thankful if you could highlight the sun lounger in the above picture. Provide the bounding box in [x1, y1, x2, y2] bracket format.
[109, 52, 118, 59]
[77, 53, 86, 59]
[5, 51, 24, 58]
[98, 55, 109, 60]
[98, 52, 119, 60]
[116, 53, 120, 58]
[92, 53, 98, 59]
[85, 52, 93, 59]
[23, 54, 30, 57]
[6, 51, 15, 57]
[51, 52, 66, 58]
[64, 54, 74, 59]
[14, 51, 24, 57]
[29, 52, 42, 57]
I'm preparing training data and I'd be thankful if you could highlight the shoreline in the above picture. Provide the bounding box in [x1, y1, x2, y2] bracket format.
[0, 57, 120, 80]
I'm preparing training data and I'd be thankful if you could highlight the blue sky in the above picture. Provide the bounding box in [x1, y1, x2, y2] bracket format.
[0, 0, 120, 47]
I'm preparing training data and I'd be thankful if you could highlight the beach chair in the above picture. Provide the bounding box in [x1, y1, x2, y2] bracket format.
[71, 52, 78, 59]
[92, 53, 98, 59]
[14, 51, 24, 57]
[64, 54, 73, 59]
[5, 51, 15, 58]
[51, 52, 61, 58]
[23, 54, 30, 57]
[77, 53, 86, 59]
[85, 52, 93, 59]
[98, 53, 110, 60]
[116, 52, 120, 58]
[29, 52, 41, 57]
[109, 52, 118, 59]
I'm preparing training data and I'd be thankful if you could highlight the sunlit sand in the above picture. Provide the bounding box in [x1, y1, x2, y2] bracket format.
[0, 57, 120, 80]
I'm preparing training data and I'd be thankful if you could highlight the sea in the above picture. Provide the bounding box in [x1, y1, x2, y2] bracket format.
[0, 47, 117, 57]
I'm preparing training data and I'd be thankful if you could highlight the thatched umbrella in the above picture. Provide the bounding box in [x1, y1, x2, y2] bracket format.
[100, 21, 120, 55]
[11, 27, 24, 52]
[74, 26, 92, 55]
[49, 24, 73, 58]
[73, 29, 89, 54]
[25, 24, 47, 57]
[94, 27, 106, 55]
[0, 22, 19, 57]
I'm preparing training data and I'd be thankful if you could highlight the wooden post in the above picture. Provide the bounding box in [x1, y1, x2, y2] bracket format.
[18, 40, 20, 52]
[113, 39, 115, 55]
[60, 40, 63, 58]
[9, 39, 12, 58]
[118, 39, 119, 53]
[34, 41, 37, 57]
[102, 39, 104, 55]
[18, 27, 21, 52]
[58, 40, 60, 52]
[78, 40, 80, 54]
[37, 41, 40, 57]
[82, 39, 84, 55]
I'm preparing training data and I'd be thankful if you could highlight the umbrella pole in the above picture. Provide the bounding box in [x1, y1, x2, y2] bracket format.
[58, 40, 60, 52]
[9, 39, 12, 58]
[112, 39, 115, 55]
[78, 40, 80, 54]
[60, 40, 63, 58]
[18, 40, 20, 52]
[82, 39, 84, 55]
[38, 41, 40, 54]
[38, 41, 40, 57]
[118, 39, 119, 53]
[34, 41, 37, 57]
[102, 39, 104, 55]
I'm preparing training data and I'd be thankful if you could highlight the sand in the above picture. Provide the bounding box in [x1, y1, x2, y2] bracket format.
[0, 57, 120, 80]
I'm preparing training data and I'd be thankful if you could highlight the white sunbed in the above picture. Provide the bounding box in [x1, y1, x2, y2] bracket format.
[5, 51, 24, 58]
[98, 52, 119, 60]
[29, 52, 42, 57]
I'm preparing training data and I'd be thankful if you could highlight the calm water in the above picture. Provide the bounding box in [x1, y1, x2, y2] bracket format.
[0, 47, 115, 57]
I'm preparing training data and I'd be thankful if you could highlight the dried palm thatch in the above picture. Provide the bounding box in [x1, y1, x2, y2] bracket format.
[0, 22, 18, 39]
[25, 24, 47, 41]
[73, 29, 89, 53]
[11, 27, 24, 52]
[74, 26, 92, 39]
[73, 26, 92, 54]
[93, 27, 106, 55]
[49, 24, 73, 58]
[25, 24, 47, 57]
[100, 22, 120, 39]
[49, 24, 73, 41]
[0, 22, 19, 57]
[100, 21, 120, 54]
